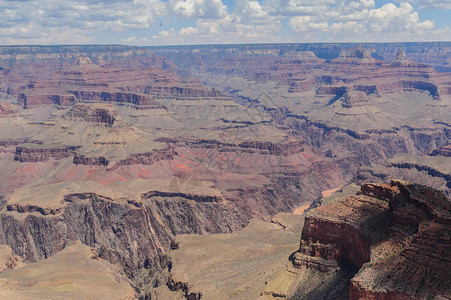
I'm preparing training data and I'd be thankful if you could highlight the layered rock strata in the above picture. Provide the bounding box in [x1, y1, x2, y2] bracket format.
[17, 56, 226, 109]
[14, 145, 79, 162]
[293, 180, 451, 299]
[0, 189, 249, 295]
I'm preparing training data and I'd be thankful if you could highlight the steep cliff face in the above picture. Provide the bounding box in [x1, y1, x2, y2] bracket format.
[14, 145, 78, 162]
[293, 181, 451, 299]
[299, 191, 390, 269]
[65, 103, 118, 126]
[0, 191, 249, 293]
[66, 90, 162, 108]
[157, 137, 305, 156]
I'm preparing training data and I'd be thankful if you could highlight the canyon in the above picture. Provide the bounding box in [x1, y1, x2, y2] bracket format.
[0, 43, 449, 299]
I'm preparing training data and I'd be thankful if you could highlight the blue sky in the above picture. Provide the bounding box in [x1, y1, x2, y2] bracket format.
[0, 0, 449, 45]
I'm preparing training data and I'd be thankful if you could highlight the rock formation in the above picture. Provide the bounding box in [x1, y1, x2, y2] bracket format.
[67, 55, 103, 73]
[0, 101, 17, 116]
[331, 47, 377, 64]
[392, 50, 429, 68]
[14, 145, 79, 162]
[431, 144, 451, 157]
[65, 103, 118, 126]
[293, 180, 451, 299]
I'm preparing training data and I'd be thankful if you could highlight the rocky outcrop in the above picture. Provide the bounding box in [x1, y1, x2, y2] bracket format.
[331, 47, 378, 64]
[391, 50, 429, 68]
[388, 162, 451, 189]
[353, 84, 378, 95]
[142, 191, 220, 203]
[237, 140, 305, 155]
[108, 148, 177, 170]
[288, 78, 316, 93]
[400, 81, 439, 99]
[67, 55, 102, 73]
[14, 145, 78, 162]
[67, 90, 164, 108]
[0, 101, 17, 116]
[66, 103, 117, 126]
[158, 137, 304, 156]
[300, 194, 388, 269]
[0, 139, 41, 148]
[316, 86, 348, 96]
[293, 181, 451, 299]
[431, 144, 451, 157]
[293, 238, 340, 272]
[18, 81, 77, 108]
[6, 204, 62, 215]
[144, 85, 223, 98]
[167, 275, 202, 300]
[73, 154, 109, 166]
[341, 91, 370, 108]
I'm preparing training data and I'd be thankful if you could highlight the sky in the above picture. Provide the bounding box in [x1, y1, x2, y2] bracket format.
[0, 0, 450, 45]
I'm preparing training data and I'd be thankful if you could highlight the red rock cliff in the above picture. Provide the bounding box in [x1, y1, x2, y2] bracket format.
[294, 180, 451, 299]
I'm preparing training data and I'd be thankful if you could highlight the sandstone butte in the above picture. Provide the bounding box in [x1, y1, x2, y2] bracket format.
[293, 180, 451, 299]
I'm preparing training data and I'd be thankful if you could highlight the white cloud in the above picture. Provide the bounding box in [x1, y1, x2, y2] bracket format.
[0, 0, 448, 45]
[367, 2, 433, 32]
[152, 0, 446, 44]
[287, 1, 437, 41]
[0, 0, 166, 44]
[235, 0, 273, 22]
[415, 0, 451, 9]
[121, 36, 137, 43]
[264, 0, 334, 16]
[167, 0, 228, 18]
[290, 16, 329, 32]
[153, 14, 282, 44]
[0, 26, 94, 45]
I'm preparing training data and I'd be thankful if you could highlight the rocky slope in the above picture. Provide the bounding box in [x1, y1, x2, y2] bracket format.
[292, 180, 451, 299]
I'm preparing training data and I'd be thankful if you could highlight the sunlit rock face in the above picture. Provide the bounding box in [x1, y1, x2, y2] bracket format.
[294, 180, 451, 300]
